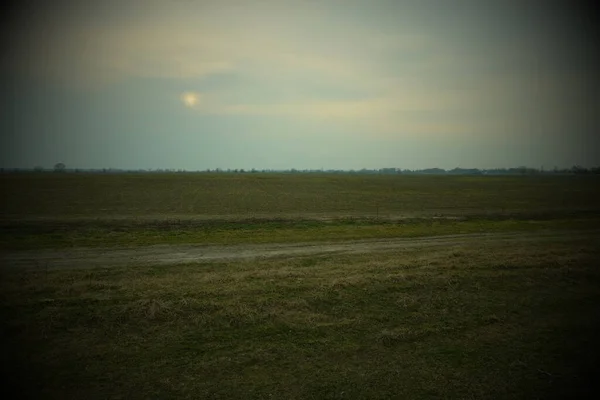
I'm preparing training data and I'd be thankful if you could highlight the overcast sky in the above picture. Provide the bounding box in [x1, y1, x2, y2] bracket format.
[1, 0, 598, 170]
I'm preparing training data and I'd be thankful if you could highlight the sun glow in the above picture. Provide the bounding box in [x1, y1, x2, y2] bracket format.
[181, 92, 200, 108]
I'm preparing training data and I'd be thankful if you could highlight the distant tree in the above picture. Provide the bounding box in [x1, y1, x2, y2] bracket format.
[33, 166, 44, 172]
[54, 163, 66, 173]
[571, 165, 589, 174]
[420, 168, 446, 174]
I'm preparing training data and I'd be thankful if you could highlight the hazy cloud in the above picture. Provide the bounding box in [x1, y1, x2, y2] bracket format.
[2, 0, 598, 169]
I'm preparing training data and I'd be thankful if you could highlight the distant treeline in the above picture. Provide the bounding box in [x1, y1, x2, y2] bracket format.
[3, 165, 600, 175]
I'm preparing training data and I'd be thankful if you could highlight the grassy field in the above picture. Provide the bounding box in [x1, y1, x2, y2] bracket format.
[2, 173, 600, 219]
[1, 173, 600, 249]
[2, 173, 600, 398]
[2, 214, 599, 251]
[2, 238, 600, 399]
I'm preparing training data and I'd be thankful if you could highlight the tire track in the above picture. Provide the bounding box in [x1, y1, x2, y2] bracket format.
[2, 229, 599, 269]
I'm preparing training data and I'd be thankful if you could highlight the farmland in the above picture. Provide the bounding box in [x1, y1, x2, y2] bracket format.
[1, 173, 600, 398]
[1, 173, 600, 249]
[2, 173, 599, 219]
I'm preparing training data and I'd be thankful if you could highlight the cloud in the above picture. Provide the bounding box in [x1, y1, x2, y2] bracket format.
[179, 84, 483, 138]
[8, 0, 583, 139]
[9, 1, 441, 87]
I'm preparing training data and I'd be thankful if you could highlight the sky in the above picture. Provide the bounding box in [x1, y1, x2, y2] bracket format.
[1, 0, 598, 170]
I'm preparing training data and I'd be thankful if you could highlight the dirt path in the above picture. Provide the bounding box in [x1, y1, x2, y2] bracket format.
[2, 230, 599, 269]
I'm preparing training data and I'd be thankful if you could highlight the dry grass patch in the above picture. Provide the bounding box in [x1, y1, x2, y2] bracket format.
[2, 237, 600, 399]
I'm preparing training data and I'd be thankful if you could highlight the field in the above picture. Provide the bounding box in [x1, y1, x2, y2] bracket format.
[2, 173, 600, 219]
[2, 173, 600, 250]
[1, 173, 600, 398]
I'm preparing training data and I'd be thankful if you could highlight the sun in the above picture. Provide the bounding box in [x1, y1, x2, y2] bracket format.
[181, 92, 200, 108]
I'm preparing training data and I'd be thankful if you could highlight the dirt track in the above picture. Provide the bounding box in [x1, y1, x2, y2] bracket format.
[2, 229, 599, 270]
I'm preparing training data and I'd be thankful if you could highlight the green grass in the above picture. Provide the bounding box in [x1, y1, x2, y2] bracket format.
[3, 172, 600, 398]
[2, 237, 600, 399]
[3, 173, 598, 249]
[2, 173, 600, 219]
[2, 214, 599, 250]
